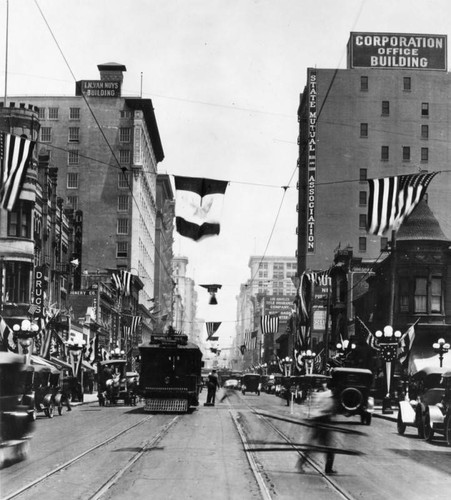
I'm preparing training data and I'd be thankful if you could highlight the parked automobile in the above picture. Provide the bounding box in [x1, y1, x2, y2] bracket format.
[397, 366, 448, 441]
[330, 367, 374, 425]
[0, 352, 34, 468]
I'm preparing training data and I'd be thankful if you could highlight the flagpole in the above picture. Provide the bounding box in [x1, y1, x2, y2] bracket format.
[3, 0, 9, 106]
[389, 230, 396, 325]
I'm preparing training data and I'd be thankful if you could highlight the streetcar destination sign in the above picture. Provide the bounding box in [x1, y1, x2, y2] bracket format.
[348, 32, 447, 70]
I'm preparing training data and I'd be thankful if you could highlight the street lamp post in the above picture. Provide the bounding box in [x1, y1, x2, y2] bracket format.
[12, 319, 40, 359]
[432, 338, 450, 368]
[336, 339, 356, 365]
[282, 356, 293, 377]
[375, 325, 402, 415]
[301, 349, 316, 375]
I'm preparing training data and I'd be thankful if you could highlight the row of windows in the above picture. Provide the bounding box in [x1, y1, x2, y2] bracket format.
[39, 108, 133, 121]
[39, 126, 132, 144]
[360, 76, 421, 94]
[47, 148, 131, 166]
[380, 145, 429, 162]
[66, 173, 130, 189]
[360, 123, 429, 139]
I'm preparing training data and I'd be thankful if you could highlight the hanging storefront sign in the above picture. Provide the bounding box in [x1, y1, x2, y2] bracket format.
[307, 68, 317, 254]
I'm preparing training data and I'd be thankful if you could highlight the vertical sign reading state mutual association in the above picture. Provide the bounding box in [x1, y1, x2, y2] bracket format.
[307, 69, 317, 254]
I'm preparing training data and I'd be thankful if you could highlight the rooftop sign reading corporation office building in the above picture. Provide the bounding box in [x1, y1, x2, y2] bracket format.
[348, 32, 447, 70]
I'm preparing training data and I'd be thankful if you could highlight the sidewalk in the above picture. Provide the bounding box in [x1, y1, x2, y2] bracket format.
[372, 404, 398, 422]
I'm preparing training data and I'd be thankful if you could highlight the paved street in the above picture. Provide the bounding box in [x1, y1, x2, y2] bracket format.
[2, 388, 450, 500]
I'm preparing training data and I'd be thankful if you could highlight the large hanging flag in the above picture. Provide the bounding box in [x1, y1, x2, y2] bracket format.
[260, 314, 279, 335]
[0, 132, 36, 211]
[367, 172, 438, 236]
[206, 321, 221, 340]
[174, 175, 228, 241]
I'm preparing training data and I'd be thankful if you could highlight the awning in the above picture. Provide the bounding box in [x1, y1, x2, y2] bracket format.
[30, 355, 60, 373]
[81, 360, 96, 372]
[50, 356, 73, 374]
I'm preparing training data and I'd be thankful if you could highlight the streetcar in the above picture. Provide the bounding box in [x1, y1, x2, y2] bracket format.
[138, 332, 203, 413]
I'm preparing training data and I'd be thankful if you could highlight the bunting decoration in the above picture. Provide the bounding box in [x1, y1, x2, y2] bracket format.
[112, 270, 132, 296]
[200, 284, 222, 305]
[206, 321, 221, 340]
[260, 314, 279, 335]
[367, 171, 438, 236]
[240, 344, 246, 355]
[174, 175, 228, 241]
[0, 132, 36, 211]
[398, 319, 419, 365]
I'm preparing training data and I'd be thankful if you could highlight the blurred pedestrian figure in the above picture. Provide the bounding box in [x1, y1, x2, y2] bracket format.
[299, 380, 337, 474]
[206, 370, 220, 406]
[62, 371, 72, 411]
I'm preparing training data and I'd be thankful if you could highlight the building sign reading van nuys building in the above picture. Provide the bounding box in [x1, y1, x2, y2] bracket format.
[348, 32, 447, 70]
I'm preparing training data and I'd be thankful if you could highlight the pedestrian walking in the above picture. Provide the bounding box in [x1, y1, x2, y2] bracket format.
[298, 380, 337, 474]
[206, 370, 220, 405]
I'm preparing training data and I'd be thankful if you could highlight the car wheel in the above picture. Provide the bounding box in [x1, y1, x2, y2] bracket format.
[424, 411, 434, 442]
[445, 414, 451, 447]
[397, 412, 406, 435]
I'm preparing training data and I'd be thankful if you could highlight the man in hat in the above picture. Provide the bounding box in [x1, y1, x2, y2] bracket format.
[206, 369, 220, 405]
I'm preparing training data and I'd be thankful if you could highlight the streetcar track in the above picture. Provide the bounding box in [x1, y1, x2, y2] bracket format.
[89, 416, 180, 500]
[3, 414, 156, 500]
[230, 396, 357, 500]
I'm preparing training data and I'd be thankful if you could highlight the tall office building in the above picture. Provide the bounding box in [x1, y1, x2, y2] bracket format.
[15, 63, 165, 305]
[297, 32, 451, 274]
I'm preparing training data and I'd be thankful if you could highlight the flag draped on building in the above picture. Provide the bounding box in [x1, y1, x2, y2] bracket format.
[398, 319, 418, 365]
[260, 314, 279, 335]
[206, 321, 221, 340]
[174, 175, 228, 241]
[367, 172, 438, 236]
[112, 270, 132, 296]
[0, 132, 36, 211]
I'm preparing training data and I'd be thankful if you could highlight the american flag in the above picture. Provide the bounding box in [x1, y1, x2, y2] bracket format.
[260, 314, 279, 335]
[398, 319, 418, 365]
[1, 132, 36, 211]
[356, 316, 380, 351]
[244, 330, 257, 350]
[112, 270, 132, 296]
[367, 172, 438, 236]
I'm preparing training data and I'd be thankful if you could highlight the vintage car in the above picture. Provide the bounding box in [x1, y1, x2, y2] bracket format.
[330, 367, 374, 425]
[397, 366, 449, 442]
[241, 373, 261, 395]
[0, 352, 34, 468]
[98, 360, 137, 406]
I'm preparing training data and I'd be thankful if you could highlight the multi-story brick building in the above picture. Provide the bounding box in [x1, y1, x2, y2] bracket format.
[16, 63, 165, 309]
[297, 32, 451, 274]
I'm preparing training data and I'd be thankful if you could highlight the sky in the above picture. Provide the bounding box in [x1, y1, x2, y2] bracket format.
[2, 0, 451, 348]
